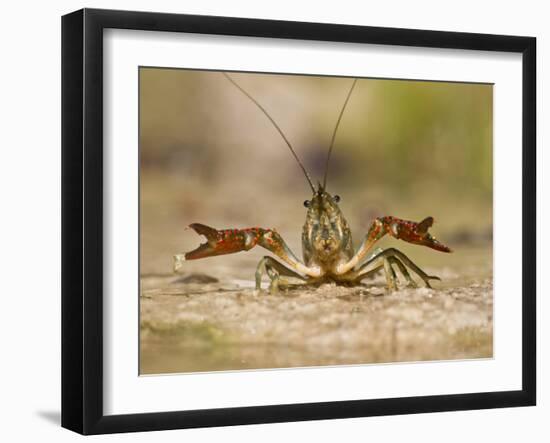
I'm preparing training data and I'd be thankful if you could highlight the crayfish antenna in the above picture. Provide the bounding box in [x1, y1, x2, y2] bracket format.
[322, 78, 358, 189]
[222, 72, 316, 193]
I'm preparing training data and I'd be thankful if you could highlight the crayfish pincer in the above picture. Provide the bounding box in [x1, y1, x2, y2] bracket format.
[174, 73, 451, 294]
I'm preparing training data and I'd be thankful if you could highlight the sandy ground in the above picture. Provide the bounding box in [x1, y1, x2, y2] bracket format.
[140, 249, 492, 374]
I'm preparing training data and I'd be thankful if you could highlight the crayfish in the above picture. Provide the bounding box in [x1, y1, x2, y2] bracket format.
[174, 73, 451, 294]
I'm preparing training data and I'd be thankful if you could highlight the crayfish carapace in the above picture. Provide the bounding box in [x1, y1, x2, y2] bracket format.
[174, 73, 451, 294]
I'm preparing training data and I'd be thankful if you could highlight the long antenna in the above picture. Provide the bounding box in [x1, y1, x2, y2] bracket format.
[322, 78, 358, 189]
[222, 72, 316, 193]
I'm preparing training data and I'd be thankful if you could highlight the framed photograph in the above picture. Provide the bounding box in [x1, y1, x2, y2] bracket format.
[62, 8, 536, 435]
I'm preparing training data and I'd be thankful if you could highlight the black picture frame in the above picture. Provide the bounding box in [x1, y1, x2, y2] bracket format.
[61, 8, 536, 435]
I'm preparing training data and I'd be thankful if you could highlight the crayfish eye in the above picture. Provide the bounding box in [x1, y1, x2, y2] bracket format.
[303, 200, 311, 208]
[333, 195, 341, 203]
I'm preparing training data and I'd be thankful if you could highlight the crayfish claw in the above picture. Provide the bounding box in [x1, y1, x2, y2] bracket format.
[184, 223, 264, 260]
[184, 241, 218, 260]
[379, 215, 452, 253]
[416, 216, 434, 234]
[188, 223, 219, 244]
[424, 234, 452, 253]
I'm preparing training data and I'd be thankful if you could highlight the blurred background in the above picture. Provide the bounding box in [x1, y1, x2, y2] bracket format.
[140, 68, 492, 278]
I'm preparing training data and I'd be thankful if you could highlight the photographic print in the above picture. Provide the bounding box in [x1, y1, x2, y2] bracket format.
[139, 68, 493, 375]
[62, 10, 535, 433]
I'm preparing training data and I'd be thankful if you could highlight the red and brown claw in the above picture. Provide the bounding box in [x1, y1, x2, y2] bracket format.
[175, 222, 314, 277]
[176, 223, 301, 270]
[379, 216, 452, 253]
[183, 223, 263, 260]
